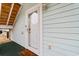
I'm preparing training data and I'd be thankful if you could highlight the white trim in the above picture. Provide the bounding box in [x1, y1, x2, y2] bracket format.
[13, 4, 22, 26]
[0, 29, 9, 32]
[39, 4, 43, 56]
[26, 4, 43, 55]
[0, 25, 13, 29]
[6, 3, 14, 25]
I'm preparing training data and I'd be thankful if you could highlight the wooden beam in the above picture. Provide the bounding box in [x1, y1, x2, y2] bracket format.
[6, 3, 14, 25]
[0, 3, 1, 15]
[13, 4, 21, 26]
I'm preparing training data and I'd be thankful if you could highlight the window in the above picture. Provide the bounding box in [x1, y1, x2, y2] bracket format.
[30, 12, 39, 24]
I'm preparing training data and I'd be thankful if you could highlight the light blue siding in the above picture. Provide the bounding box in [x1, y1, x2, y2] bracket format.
[43, 3, 79, 56]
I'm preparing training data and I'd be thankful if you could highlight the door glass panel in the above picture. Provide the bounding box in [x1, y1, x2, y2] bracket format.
[30, 12, 38, 24]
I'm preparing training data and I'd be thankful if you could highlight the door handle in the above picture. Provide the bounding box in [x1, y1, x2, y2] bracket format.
[27, 28, 31, 33]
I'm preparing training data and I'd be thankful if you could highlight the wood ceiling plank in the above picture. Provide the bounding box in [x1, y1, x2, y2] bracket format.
[1, 3, 12, 25]
[9, 20, 14, 23]
[2, 8, 11, 13]
[10, 15, 16, 18]
[0, 22, 6, 23]
[0, 22, 7, 24]
[0, 19, 7, 22]
[9, 18, 15, 20]
[0, 3, 21, 25]
[8, 23, 13, 25]
[1, 16, 8, 19]
[1, 12, 8, 16]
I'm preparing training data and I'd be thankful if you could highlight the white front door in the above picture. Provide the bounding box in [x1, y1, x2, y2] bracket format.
[29, 11, 40, 49]
[26, 4, 42, 55]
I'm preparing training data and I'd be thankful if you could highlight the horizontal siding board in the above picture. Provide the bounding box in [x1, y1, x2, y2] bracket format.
[43, 15, 79, 23]
[43, 22, 79, 27]
[43, 14, 79, 22]
[43, 28, 79, 33]
[43, 20, 79, 25]
[43, 35, 79, 41]
[43, 33, 79, 40]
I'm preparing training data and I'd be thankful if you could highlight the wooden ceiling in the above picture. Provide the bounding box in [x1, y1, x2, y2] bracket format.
[0, 3, 21, 25]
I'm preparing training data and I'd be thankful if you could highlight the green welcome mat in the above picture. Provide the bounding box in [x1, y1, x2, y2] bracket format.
[0, 41, 23, 56]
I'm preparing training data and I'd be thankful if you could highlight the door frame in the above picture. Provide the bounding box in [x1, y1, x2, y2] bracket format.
[26, 4, 43, 55]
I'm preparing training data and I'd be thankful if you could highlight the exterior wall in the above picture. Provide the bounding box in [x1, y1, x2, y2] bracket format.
[10, 4, 37, 48]
[10, 3, 79, 56]
[43, 3, 79, 56]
